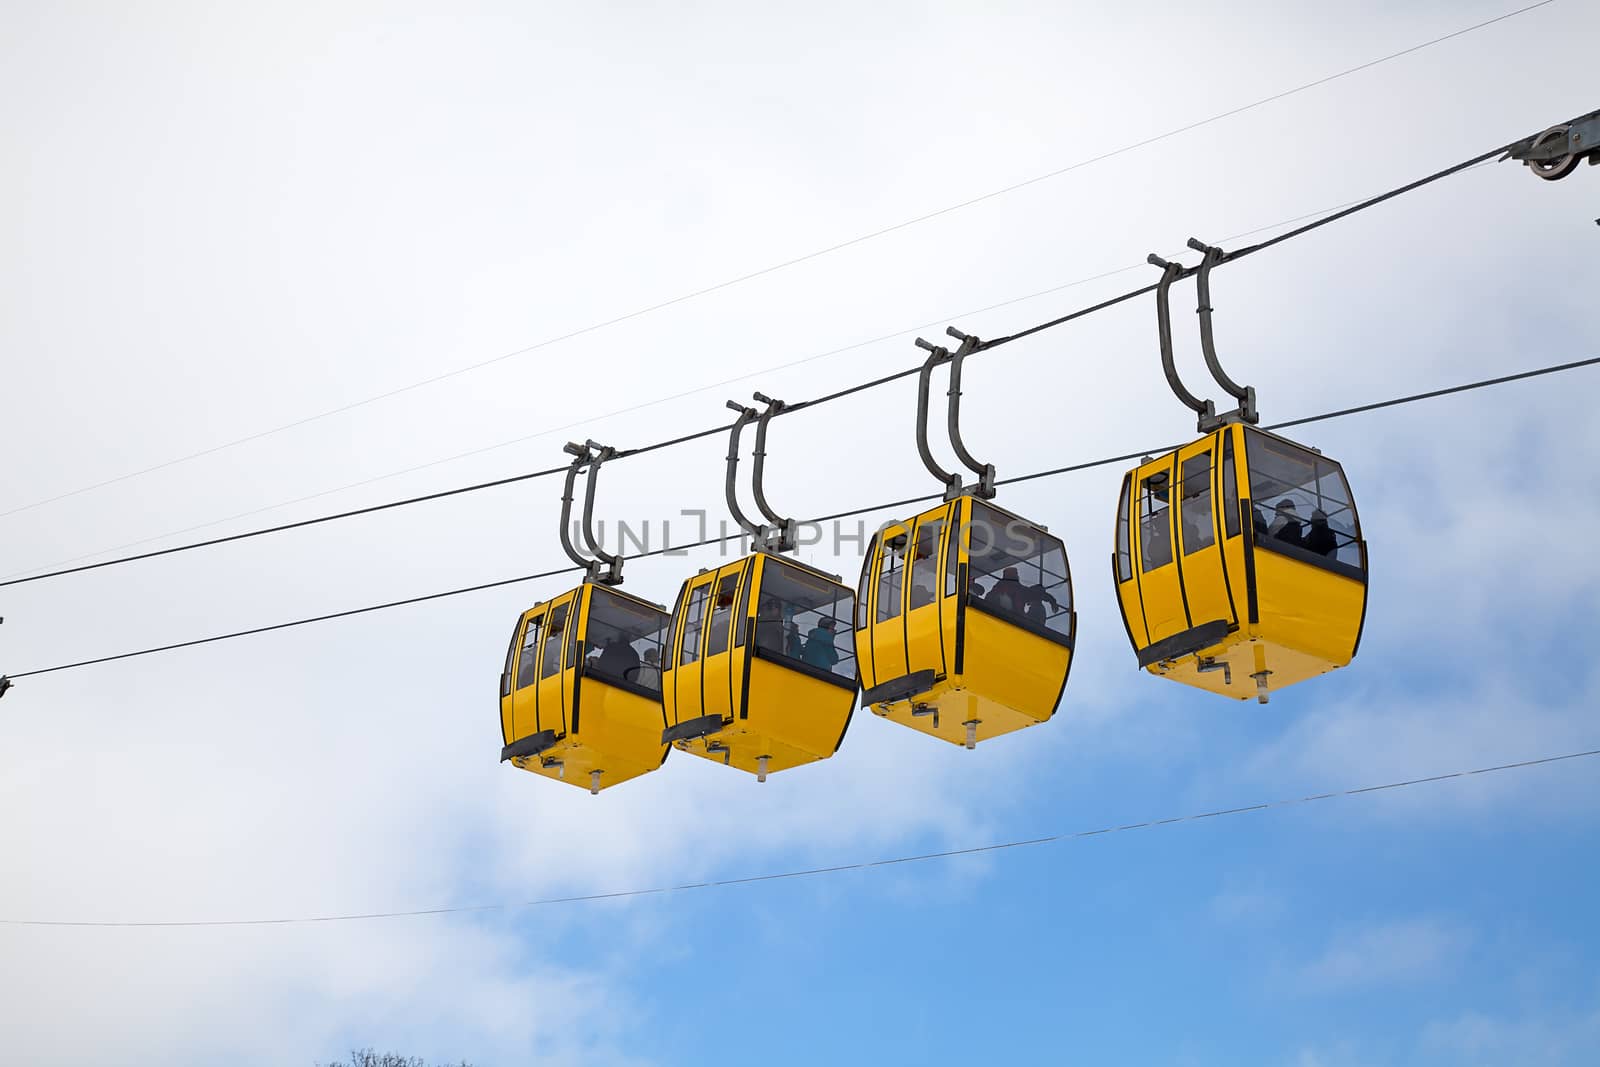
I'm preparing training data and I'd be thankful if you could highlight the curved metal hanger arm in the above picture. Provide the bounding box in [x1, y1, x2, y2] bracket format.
[913, 339, 962, 496]
[1148, 253, 1216, 430]
[749, 393, 798, 551]
[722, 402, 762, 545]
[579, 439, 623, 584]
[557, 442, 594, 573]
[1187, 238, 1259, 425]
[942, 327, 996, 498]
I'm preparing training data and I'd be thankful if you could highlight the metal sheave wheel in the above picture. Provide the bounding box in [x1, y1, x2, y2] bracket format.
[1528, 125, 1581, 182]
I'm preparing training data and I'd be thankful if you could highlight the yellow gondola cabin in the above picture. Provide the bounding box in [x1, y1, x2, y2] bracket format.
[1113, 424, 1367, 702]
[659, 394, 860, 781]
[661, 553, 858, 780]
[499, 582, 672, 794]
[857, 491, 1075, 748]
[499, 440, 673, 794]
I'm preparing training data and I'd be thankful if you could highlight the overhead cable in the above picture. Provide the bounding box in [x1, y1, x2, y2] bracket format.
[4, 746, 1592, 929]
[0, 0, 1559, 522]
[0, 135, 1543, 593]
[7, 353, 1596, 682]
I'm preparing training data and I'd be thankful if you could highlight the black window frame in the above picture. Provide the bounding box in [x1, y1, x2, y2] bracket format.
[540, 602, 570, 680]
[876, 529, 908, 623]
[963, 501, 1074, 648]
[706, 572, 740, 658]
[1221, 431, 1241, 539]
[1114, 472, 1133, 582]
[1180, 451, 1216, 556]
[678, 581, 711, 667]
[1139, 466, 1175, 573]
[1241, 429, 1367, 582]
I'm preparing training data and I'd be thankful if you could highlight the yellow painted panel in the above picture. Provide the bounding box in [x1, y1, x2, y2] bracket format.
[1253, 550, 1365, 667]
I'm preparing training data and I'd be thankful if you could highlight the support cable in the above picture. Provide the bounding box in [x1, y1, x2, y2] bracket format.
[3, 746, 1593, 929]
[0, 140, 1546, 592]
[0, 0, 1560, 521]
[7, 354, 1595, 681]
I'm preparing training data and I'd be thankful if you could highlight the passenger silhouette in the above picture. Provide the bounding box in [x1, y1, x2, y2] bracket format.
[633, 647, 662, 689]
[755, 597, 783, 653]
[1304, 508, 1338, 558]
[1019, 581, 1061, 621]
[802, 617, 840, 669]
[988, 566, 1027, 614]
[596, 634, 639, 679]
[1268, 499, 1304, 548]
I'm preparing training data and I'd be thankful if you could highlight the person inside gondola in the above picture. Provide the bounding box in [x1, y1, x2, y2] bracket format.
[1252, 503, 1269, 539]
[756, 596, 783, 652]
[596, 634, 640, 679]
[909, 574, 936, 609]
[802, 617, 840, 669]
[1019, 580, 1061, 621]
[1304, 508, 1338, 557]
[1268, 499, 1304, 547]
[632, 647, 662, 689]
[988, 566, 1027, 614]
[968, 577, 988, 603]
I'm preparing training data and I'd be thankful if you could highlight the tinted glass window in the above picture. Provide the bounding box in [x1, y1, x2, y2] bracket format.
[516, 615, 542, 690]
[584, 587, 669, 692]
[1140, 469, 1174, 572]
[1245, 432, 1362, 570]
[1221, 432, 1240, 538]
[965, 502, 1072, 642]
[706, 573, 740, 657]
[945, 504, 961, 596]
[1115, 474, 1133, 582]
[754, 560, 857, 684]
[856, 535, 877, 631]
[908, 519, 941, 610]
[679, 584, 710, 667]
[1180, 452, 1215, 555]
[876, 532, 907, 622]
[540, 602, 569, 679]
[733, 564, 753, 647]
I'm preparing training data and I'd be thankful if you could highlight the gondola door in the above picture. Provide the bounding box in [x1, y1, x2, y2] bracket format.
[1134, 456, 1185, 646]
[671, 575, 715, 731]
[1172, 436, 1234, 634]
[506, 611, 542, 748]
[536, 594, 576, 740]
[699, 568, 744, 726]
[903, 508, 949, 683]
[871, 523, 911, 685]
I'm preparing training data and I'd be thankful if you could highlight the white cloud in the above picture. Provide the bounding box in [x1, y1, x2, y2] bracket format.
[1298, 917, 1469, 992]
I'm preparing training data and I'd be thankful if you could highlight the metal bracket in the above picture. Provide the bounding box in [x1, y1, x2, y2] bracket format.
[1501, 109, 1600, 182]
[724, 393, 798, 554]
[1148, 242, 1258, 433]
[1197, 656, 1232, 687]
[913, 327, 996, 501]
[558, 441, 624, 585]
[911, 702, 941, 730]
[706, 740, 733, 766]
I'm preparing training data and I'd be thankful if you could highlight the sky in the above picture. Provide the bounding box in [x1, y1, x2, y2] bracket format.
[2, 1, 1599, 1064]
